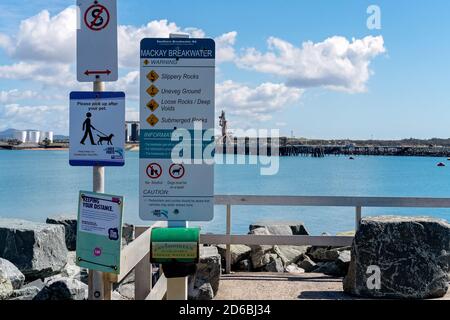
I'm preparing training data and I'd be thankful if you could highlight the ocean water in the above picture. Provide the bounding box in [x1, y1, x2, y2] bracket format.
[1, 150, 450, 235]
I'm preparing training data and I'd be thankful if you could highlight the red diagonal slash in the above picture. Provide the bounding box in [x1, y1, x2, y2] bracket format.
[90, 6, 105, 28]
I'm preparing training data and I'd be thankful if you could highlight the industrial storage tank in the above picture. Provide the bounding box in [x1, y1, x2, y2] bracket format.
[28, 131, 40, 144]
[39, 131, 54, 143]
[13, 130, 27, 143]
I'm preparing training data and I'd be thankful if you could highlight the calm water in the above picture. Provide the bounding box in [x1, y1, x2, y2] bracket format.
[1, 150, 450, 235]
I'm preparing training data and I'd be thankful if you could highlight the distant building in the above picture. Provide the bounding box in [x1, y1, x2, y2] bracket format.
[28, 131, 40, 144]
[14, 130, 27, 143]
[39, 131, 54, 143]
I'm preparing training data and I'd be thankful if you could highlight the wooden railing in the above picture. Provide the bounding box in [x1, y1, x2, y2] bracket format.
[100, 195, 450, 300]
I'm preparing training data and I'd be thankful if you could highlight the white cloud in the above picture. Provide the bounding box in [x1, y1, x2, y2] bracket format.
[118, 20, 205, 68]
[216, 80, 303, 125]
[3, 7, 77, 63]
[215, 31, 237, 63]
[236, 35, 386, 92]
[0, 89, 39, 103]
[0, 103, 67, 132]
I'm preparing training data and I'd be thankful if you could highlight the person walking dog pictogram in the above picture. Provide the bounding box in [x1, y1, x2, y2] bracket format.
[80, 112, 97, 145]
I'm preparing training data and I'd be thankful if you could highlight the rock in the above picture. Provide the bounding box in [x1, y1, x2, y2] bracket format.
[111, 291, 127, 300]
[116, 283, 134, 300]
[0, 219, 68, 280]
[251, 251, 272, 269]
[217, 244, 251, 266]
[34, 277, 87, 301]
[315, 261, 342, 276]
[188, 246, 221, 300]
[248, 228, 272, 269]
[297, 254, 317, 272]
[46, 215, 77, 251]
[8, 286, 40, 300]
[343, 216, 450, 299]
[273, 245, 309, 266]
[23, 279, 45, 290]
[0, 258, 25, 289]
[308, 246, 350, 262]
[61, 252, 88, 284]
[236, 259, 252, 272]
[249, 222, 309, 235]
[122, 224, 135, 245]
[0, 278, 13, 300]
[285, 264, 305, 274]
[265, 256, 284, 273]
[189, 283, 214, 300]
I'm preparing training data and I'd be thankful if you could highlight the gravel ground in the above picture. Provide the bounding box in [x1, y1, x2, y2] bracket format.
[214, 272, 450, 300]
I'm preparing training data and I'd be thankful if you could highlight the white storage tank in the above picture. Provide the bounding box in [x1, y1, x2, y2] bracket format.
[28, 131, 40, 143]
[39, 131, 54, 143]
[13, 130, 27, 143]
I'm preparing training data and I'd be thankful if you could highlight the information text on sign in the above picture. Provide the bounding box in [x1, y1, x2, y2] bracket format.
[139, 38, 215, 222]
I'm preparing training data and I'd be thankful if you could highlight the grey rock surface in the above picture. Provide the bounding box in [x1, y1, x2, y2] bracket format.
[8, 286, 40, 300]
[0, 258, 25, 289]
[0, 219, 68, 280]
[249, 222, 309, 235]
[188, 246, 221, 300]
[343, 216, 450, 299]
[297, 254, 317, 272]
[34, 277, 87, 300]
[0, 277, 13, 300]
[46, 215, 77, 251]
[217, 244, 251, 266]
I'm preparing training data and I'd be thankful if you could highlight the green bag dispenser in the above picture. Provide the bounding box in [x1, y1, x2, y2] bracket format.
[150, 227, 200, 278]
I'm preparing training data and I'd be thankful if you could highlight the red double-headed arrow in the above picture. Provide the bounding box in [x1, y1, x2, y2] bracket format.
[84, 70, 111, 76]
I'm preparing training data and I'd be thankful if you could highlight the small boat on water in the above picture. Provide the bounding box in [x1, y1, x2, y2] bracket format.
[349, 157, 355, 160]
[437, 162, 446, 167]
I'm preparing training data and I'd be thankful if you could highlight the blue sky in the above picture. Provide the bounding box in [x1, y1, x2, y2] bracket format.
[0, 0, 449, 139]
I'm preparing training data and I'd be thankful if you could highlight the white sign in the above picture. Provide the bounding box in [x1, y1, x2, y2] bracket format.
[70, 92, 125, 166]
[77, 0, 118, 82]
[139, 38, 215, 221]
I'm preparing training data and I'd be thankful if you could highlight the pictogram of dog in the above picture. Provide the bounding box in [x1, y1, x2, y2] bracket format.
[97, 134, 114, 145]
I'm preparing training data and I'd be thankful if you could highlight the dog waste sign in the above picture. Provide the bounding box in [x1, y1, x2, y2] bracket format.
[69, 92, 125, 166]
[76, 191, 123, 274]
[139, 38, 215, 222]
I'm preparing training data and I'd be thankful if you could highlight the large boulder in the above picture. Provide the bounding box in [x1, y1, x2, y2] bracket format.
[274, 245, 309, 266]
[46, 215, 77, 251]
[61, 252, 88, 284]
[0, 258, 25, 289]
[8, 286, 40, 301]
[343, 216, 450, 299]
[249, 225, 309, 269]
[217, 244, 251, 266]
[188, 246, 221, 300]
[249, 222, 309, 235]
[0, 278, 13, 300]
[34, 277, 87, 301]
[297, 254, 317, 272]
[0, 219, 68, 280]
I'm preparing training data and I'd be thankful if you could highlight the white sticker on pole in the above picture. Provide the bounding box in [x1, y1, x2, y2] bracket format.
[77, 0, 118, 82]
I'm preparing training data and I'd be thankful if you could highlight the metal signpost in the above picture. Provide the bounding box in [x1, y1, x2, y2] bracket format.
[139, 35, 216, 300]
[74, 0, 120, 300]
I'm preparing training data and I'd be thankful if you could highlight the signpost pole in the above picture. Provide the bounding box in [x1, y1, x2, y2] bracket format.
[166, 221, 189, 300]
[163, 32, 191, 301]
[88, 79, 107, 300]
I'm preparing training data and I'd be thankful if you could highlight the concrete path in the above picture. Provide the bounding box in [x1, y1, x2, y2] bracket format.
[214, 272, 450, 300]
